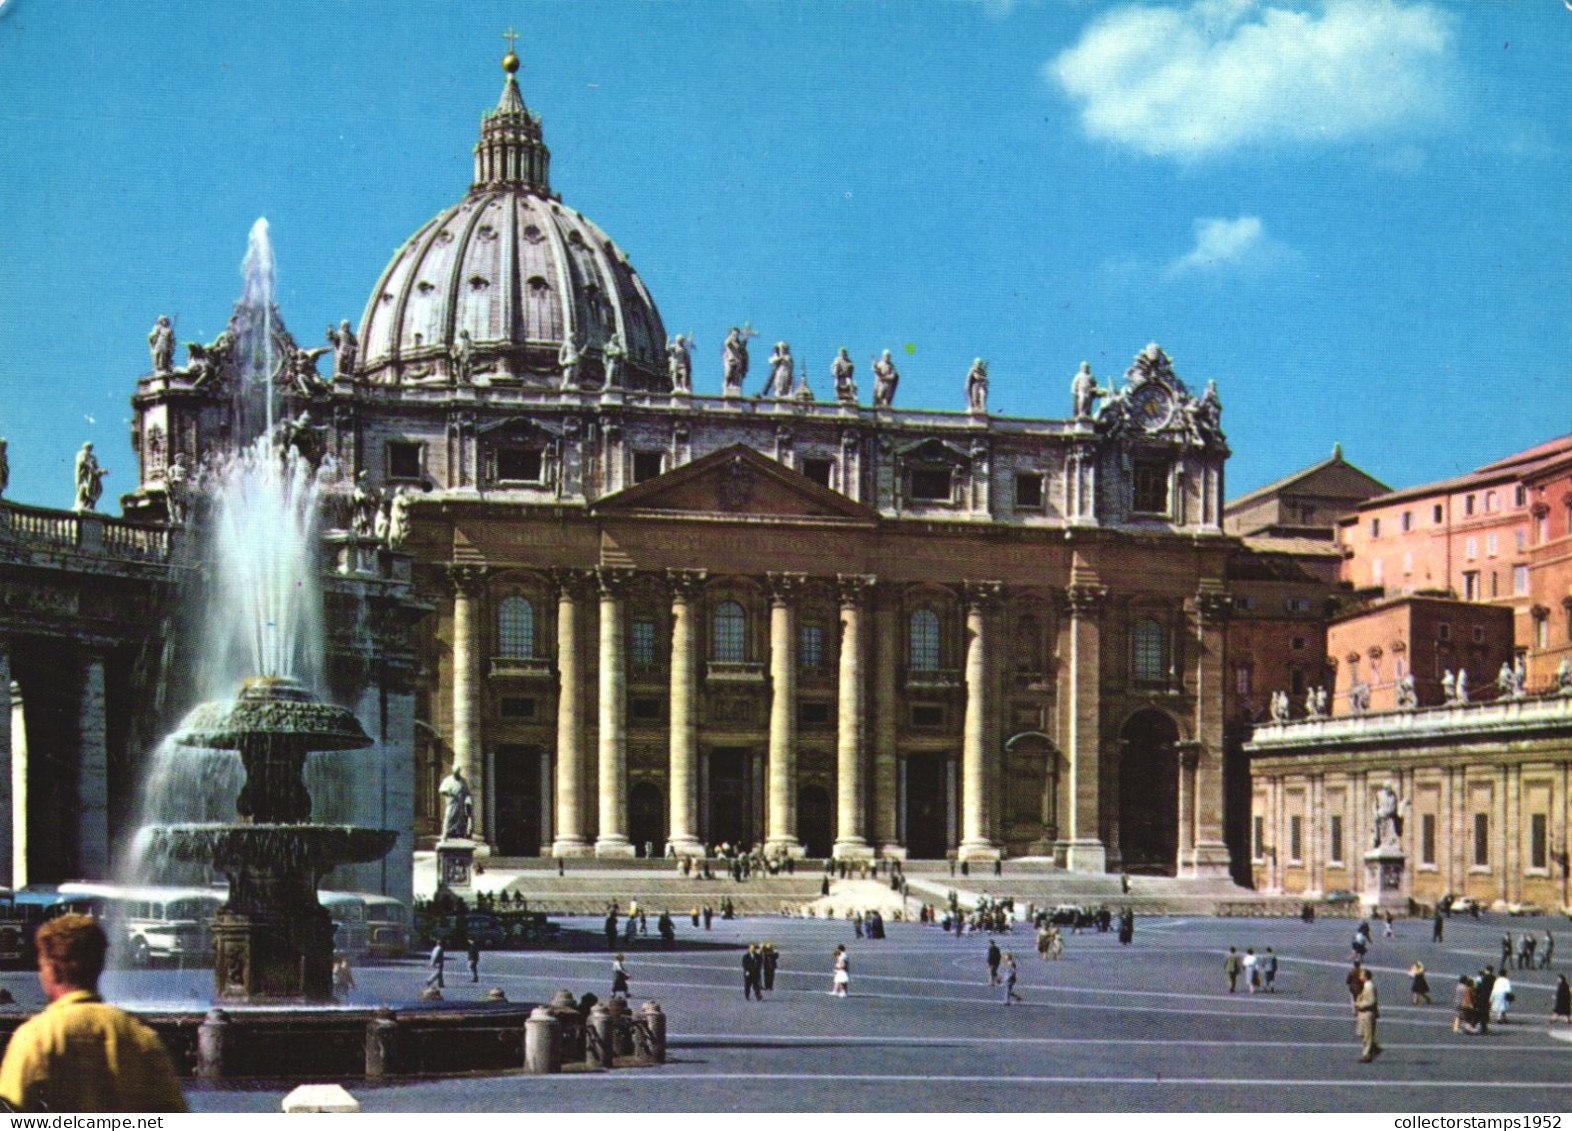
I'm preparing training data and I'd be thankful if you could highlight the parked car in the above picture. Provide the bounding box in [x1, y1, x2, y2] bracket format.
[461, 912, 508, 949]
[1444, 894, 1481, 915]
[1323, 889, 1360, 904]
[1506, 902, 1546, 917]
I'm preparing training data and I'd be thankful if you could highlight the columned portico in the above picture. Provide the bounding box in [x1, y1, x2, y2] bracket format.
[765, 572, 804, 857]
[551, 569, 590, 856]
[595, 567, 635, 857]
[958, 581, 1002, 862]
[833, 574, 874, 859]
[1059, 574, 1108, 872]
[666, 569, 707, 856]
[447, 565, 490, 848]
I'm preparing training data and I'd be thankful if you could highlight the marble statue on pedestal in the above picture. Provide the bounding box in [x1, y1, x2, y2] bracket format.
[966, 359, 989, 413]
[439, 765, 473, 840]
[558, 336, 582, 390]
[872, 350, 899, 407]
[1372, 781, 1406, 849]
[74, 443, 107, 513]
[387, 487, 411, 549]
[351, 472, 380, 538]
[1396, 672, 1417, 709]
[765, 342, 794, 399]
[166, 452, 189, 525]
[453, 329, 475, 385]
[667, 334, 692, 393]
[832, 348, 857, 403]
[1071, 362, 1104, 419]
[602, 330, 626, 389]
[148, 316, 176, 374]
[327, 321, 359, 378]
[722, 326, 754, 397]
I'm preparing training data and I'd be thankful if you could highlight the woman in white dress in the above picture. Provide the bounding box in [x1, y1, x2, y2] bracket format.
[832, 945, 850, 997]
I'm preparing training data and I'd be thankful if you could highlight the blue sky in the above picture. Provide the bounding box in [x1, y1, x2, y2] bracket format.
[0, 0, 1567, 509]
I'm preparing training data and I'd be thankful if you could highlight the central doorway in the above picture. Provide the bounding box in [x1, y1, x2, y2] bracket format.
[905, 756, 952, 860]
[494, 744, 543, 857]
[629, 781, 665, 857]
[705, 748, 757, 849]
[1118, 710, 1180, 874]
[798, 784, 832, 859]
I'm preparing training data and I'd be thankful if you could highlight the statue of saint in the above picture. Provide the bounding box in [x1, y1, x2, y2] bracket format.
[1071, 362, 1103, 419]
[558, 335, 582, 390]
[453, 329, 474, 385]
[966, 358, 989, 414]
[351, 471, 380, 538]
[722, 326, 752, 397]
[766, 342, 794, 398]
[872, 350, 899, 407]
[667, 334, 693, 393]
[602, 331, 626, 389]
[1497, 661, 1516, 699]
[438, 764, 473, 840]
[832, 348, 857, 403]
[387, 487, 412, 549]
[1396, 672, 1417, 710]
[74, 442, 107, 513]
[165, 452, 189, 526]
[327, 320, 359, 378]
[284, 346, 332, 397]
[1372, 781, 1405, 848]
[0, 438, 8, 499]
[1456, 668, 1470, 704]
[183, 328, 233, 391]
[148, 316, 176, 374]
[1315, 686, 1328, 716]
[1441, 669, 1456, 704]
[1559, 657, 1572, 695]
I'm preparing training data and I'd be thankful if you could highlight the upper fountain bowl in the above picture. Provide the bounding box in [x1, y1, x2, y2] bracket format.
[174, 677, 372, 752]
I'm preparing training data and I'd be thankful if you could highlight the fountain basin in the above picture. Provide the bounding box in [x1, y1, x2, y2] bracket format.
[174, 677, 371, 752]
[147, 824, 397, 873]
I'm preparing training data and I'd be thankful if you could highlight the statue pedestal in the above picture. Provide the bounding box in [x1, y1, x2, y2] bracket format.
[436, 838, 477, 892]
[1363, 843, 1407, 916]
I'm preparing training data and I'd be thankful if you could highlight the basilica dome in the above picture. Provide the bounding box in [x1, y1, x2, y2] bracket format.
[356, 53, 667, 389]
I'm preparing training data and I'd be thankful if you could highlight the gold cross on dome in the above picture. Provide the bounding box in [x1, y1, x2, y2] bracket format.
[503, 27, 520, 53]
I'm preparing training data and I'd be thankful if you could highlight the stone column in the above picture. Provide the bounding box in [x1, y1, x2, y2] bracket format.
[764, 573, 804, 857]
[1060, 576, 1107, 872]
[77, 648, 109, 878]
[873, 591, 901, 857]
[447, 565, 489, 847]
[1176, 741, 1200, 863]
[959, 581, 1002, 862]
[595, 568, 634, 857]
[667, 570, 707, 857]
[0, 642, 10, 888]
[1183, 588, 1233, 878]
[833, 575, 874, 859]
[551, 570, 591, 857]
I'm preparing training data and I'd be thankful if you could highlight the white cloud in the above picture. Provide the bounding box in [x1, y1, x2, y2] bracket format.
[1049, 0, 1453, 161]
[1164, 215, 1293, 277]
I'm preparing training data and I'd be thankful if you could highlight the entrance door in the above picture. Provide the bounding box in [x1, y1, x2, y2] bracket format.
[798, 785, 832, 859]
[1118, 710, 1180, 874]
[629, 781, 666, 857]
[906, 756, 952, 859]
[706, 748, 756, 849]
[493, 744, 542, 856]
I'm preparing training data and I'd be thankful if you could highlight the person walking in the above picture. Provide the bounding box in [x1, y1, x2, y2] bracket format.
[425, 940, 446, 989]
[467, 937, 481, 983]
[604, 908, 619, 950]
[0, 915, 187, 1113]
[1552, 974, 1571, 1024]
[832, 945, 850, 997]
[658, 910, 676, 947]
[1454, 975, 1477, 1035]
[1355, 969, 1382, 1062]
[1224, 947, 1243, 993]
[1432, 908, 1444, 943]
[1544, 931, 1556, 969]
[1409, 961, 1432, 1005]
[611, 953, 631, 999]
[1243, 947, 1260, 993]
[742, 944, 764, 1001]
[1474, 967, 1495, 1035]
[1345, 960, 1365, 1005]
[1261, 947, 1278, 992]
[762, 943, 779, 992]
[1501, 933, 1513, 971]
[1002, 953, 1022, 1005]
[987, 939, 1002, 986]
[332, 953, 356, 1002]
[1382, 910, 1395, 939]
[1490, 970, 1514, 1024]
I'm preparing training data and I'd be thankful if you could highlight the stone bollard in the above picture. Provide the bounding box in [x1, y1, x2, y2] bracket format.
[196, 1008, 231, 1079]
[585, 1003, 614, 1068]
[606, 996, 634, 1058]
[364, 1009, 399, 1078]
[547, 989, 585, 1060]
[636, 1000, 666, 1064]
[524, 1007, 562, 1074]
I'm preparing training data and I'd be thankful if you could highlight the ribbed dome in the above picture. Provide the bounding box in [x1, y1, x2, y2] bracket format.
[356, 57, 667, 390]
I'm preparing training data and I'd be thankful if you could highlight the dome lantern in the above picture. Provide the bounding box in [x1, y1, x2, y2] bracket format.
[473, 33, 551, 194]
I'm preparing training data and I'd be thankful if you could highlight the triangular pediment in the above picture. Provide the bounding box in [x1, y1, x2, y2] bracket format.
[593, 444, 879, 522]
[894, 437, 971, 464]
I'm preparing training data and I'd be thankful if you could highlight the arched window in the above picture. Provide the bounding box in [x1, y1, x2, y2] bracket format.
[1014, 615, 1042, 673]
[498, 596, 535, 659]
[713, 601, 746, 663]
[910, 608, 941, 671]
[1133, 617, 1166, 684]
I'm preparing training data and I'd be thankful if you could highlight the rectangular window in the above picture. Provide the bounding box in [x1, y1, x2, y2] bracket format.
[387, 440, 424, 481]
[1234, 664, 1252, 696]
[1014, 473, 1043, 510]
[1371, 517, 1381, 538]
[910, 467, 952, 501]
[1132, 460, 1170, 514]
[1329, 814, 1344, 864]
[801, 458, 833, 489]
[1286, 597, 1311, 614]
[1516, 529, 1527, 551]
[632, 451, 664, 484]
[498, 696, 536, 719]
[1472, 625, 1486, 644]
[1289, 667, 1305, 696]
[496, 447, 543, 483]
[631, 618, 657, 668]
[630, 697, 662, 722]
[1290, 636, 1307, 651]
[1465, 536, 1478, 560]
[1474, 813, 1490, 867]
[1403, 552, 1413, 575]
[1463, 571, 1480, 601]
[1514, 566, 1529, 595]
[1532, 814, 1548, 870]
[798, 701, 831, 727]
[1421, 814, 1437, 866]
[799, 624, 825, 670]
[1438, 622, 1451, 642]
[1515, 485, 1527, 507]
[1401, 510, 1413, 532]
[1434, 504, 1444, 524]
[1252, 815, 1265, 860]
[1486, 532, 1498, 557]
[1289, 816, 1303, 863]
[1465, 494, 1476, 516]
[1490, 571, 1498, 598]
[1485, 490, 1498, 512]
[1537, 616, 1550, 649]
[1232, 595, 1254, 612]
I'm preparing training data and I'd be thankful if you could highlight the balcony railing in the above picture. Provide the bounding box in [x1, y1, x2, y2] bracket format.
[0, 501, 171, 563]
[706, 661, 766, 682]
[489, 656, 556, 680]
[905, 668, 962, 690]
